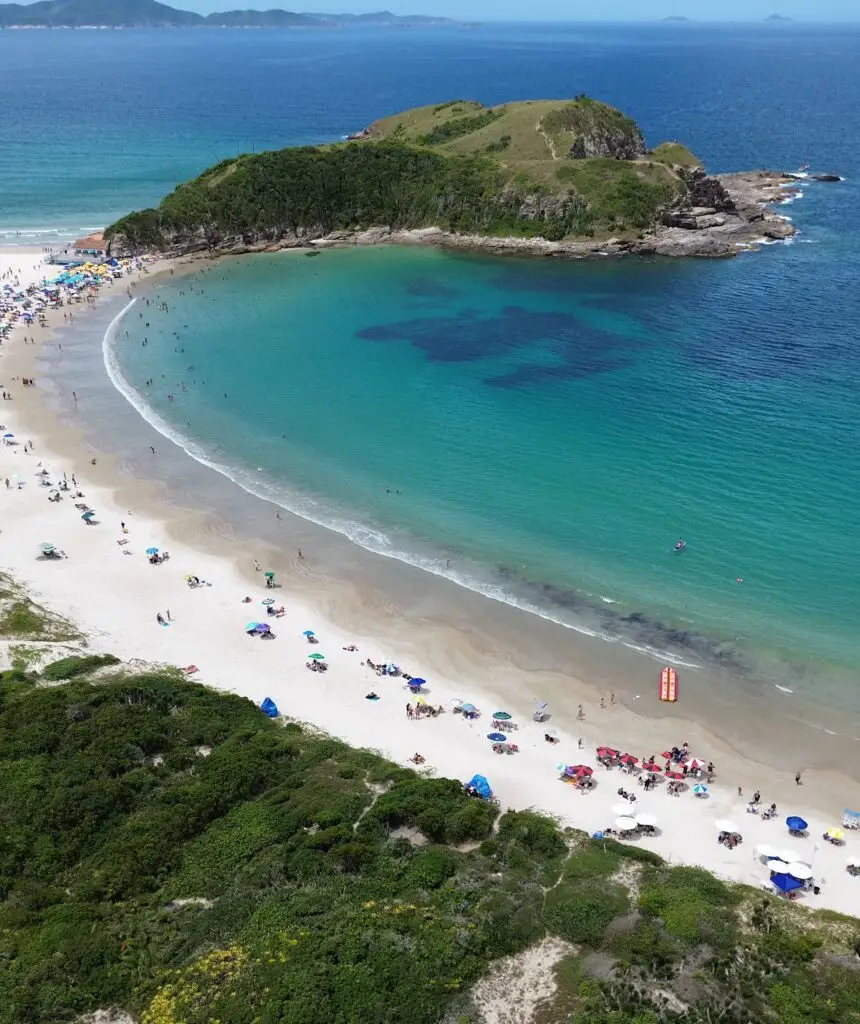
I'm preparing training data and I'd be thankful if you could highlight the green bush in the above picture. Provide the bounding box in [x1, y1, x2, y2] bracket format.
[41, 654, 120, 681]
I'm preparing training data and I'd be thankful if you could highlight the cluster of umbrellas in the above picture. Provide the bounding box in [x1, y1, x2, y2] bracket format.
[608, 810, 659, 833]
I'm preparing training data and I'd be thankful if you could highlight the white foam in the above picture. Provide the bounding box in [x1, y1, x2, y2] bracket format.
[774, 684, 794, 694]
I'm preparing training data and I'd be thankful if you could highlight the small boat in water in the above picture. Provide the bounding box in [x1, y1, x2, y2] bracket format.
[659, 666, 679, 702]
[674, 539, 686, 552]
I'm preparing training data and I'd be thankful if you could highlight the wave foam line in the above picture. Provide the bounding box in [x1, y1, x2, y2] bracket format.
[102, 302, 701, 670]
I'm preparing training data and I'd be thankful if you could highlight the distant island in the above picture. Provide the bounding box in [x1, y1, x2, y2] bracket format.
[108, 95, 798, 260]
[765, 13, 792, 21]
[0, 0, 455, 28]
[662, 15, 691, 21]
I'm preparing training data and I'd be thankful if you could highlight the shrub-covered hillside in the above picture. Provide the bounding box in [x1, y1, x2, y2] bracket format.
[0, 661, 858, 1024]
[107, 96, 701, 249]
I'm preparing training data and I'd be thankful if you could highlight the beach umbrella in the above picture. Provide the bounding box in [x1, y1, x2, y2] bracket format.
[597, 746, 620, 759]
[39, 542, 55, 555]
[264, 571, 275, 578]
[246, 622, 261, 632]
[410, 678, 427, 687]
[786, 862, 813, 880]
[635, 812, 658, 827]
[767, 859, 791, 872]
[81, 511, 95, 521]
[570, 765, 593, 777]
[688, 757, 706, 770]
[492, 711, 512, 720]
[756, 844, 780, 859]
[642, 761, 662, 772]
[619, 753, 639, 765]
[614, 816, 637, 832]
[302, 629, 315, 635]
[847, 856, 860, 868]
[555, 762, 571, 774]
[3, 432, 14, 438]
[461, 703, 477, 713]
[309, 652, 325, 660]
[255, 623, 271, 633]
[488, 732, 507, 742]
[715, 819, 738, 833]
[826, 827, 844, 841]
[693, 783, 709, 796]
[770, 872, 804, 894]
[786, 815, 808, 832]
[145, 546, 159, 555]
[771, 849, 798, 865]
[612, 803, 632, 816]
[665, 770, 685, 781]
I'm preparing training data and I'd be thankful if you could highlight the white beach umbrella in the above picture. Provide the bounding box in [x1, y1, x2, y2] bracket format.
[773, 849, 798, 864]
[612, 803, 633, 816]
[635, 812, 658, 827]
[756, 844, 780, 859]
[715, 819, 738, 833]
[767, 859, 791, 872]
[846, 856, 860, 868]
[786, 862, 813, 880]
[615, 816, 638, 832]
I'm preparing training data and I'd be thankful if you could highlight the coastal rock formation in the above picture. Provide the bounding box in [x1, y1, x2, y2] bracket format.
[106, 96, 802, 262]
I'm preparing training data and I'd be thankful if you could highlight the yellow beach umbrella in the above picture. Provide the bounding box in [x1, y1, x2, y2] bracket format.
[826, 827, 844, 841]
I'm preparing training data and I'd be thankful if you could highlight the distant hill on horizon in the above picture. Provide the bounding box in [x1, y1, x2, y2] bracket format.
[0, 0, 456, 28]
[662, 15, 691, 21]
[765, 12, 792, 20]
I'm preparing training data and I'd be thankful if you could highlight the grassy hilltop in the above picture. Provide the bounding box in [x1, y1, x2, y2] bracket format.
[108, 96, 702, 249]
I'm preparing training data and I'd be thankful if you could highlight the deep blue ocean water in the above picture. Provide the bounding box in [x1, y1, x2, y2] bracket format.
[4, 23, 860, 701]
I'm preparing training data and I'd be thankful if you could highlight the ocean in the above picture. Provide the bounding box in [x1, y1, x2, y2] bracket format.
[5, 23, 860, 713]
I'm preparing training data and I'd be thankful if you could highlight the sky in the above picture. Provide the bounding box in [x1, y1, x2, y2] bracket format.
[177, 0, 860, 19]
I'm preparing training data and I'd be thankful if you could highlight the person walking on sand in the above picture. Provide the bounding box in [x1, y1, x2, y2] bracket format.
[156, 612, 165, 625]
[576, 705, 585, 721]
[254, 559, 260, 572]
[795, 770, 802, 785]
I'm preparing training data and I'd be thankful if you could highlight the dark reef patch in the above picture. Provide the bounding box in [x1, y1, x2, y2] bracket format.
[357, 306, 640, 386]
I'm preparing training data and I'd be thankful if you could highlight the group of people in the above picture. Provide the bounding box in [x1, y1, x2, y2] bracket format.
[405, 702, 443, 720]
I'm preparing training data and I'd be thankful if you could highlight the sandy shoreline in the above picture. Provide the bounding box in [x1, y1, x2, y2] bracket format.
[2, 243, 860, 917]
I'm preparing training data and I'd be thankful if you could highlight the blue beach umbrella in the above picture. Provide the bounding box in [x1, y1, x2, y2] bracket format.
[145, 547, 159, 555]
[255, 623, 271, 633]
[461, 703, 477, 713]
[693, 783, 709, 795]
[302, 630, 315, 636]
[410, 677, 427, 687]
[81, 511, 95, 521]
[3, 432, 13, 438]
[786, 816, 808, 832]
[770, 872, 804, 894]
[246, 622, 261, 632]
[492, 711, 512, 720]
[487, 732, 507, 742]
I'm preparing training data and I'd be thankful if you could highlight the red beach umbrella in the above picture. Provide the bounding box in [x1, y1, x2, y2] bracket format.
[643, 761, 662, 772]
[688, 757, 706, 770]
[571, 765, 594, 777]
[661, 750, 674, 761]
[665, 770, 685, 781]
[619, 753, 639, 765]
[596, 746, 620, 759]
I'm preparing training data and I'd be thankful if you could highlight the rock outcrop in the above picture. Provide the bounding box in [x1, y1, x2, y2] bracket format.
[567, 125, 645, 161]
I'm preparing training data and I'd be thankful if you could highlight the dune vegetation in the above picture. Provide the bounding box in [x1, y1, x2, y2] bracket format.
[0, 651, 858, 1024]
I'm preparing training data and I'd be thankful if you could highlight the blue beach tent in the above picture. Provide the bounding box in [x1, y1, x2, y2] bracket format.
[260, 697, 279, 718]
[770, 872, 804, 894]
[465, 774, 492, 800]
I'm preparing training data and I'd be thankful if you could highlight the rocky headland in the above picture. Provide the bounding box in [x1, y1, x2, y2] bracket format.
[107, 97, 830, 262]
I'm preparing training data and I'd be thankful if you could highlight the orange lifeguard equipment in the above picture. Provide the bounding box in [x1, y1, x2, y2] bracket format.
[659, 666, 678, 702]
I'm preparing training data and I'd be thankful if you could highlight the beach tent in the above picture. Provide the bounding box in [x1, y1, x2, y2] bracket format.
[770, 872, 804, 894]
[260, 697, 279, 718]
[465, 774, 492, 800]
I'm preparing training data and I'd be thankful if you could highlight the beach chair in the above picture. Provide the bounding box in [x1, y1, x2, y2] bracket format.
[759, 880, 776, 894]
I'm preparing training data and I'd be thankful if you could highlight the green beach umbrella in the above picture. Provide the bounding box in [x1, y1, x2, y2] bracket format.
[264, 571, 275, 578]
[39, 542, 55, 555]
[492, 711, 512, 720]
[309, 652, 325, 660]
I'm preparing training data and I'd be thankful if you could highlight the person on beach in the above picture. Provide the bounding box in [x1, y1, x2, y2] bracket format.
[795, 771, 803, 785]
[156, 613, 165, 625]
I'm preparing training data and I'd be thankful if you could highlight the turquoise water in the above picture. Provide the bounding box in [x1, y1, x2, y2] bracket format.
[5, 22, 860, 706]
[111, 243, 860, 693]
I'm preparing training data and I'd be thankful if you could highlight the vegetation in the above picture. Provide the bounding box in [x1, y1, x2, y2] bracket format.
[649, 142, 702, 169]
[0, 661, 858, 1024]
[107, 97, 694, 249]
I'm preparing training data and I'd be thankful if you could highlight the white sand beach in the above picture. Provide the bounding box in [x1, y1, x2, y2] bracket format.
[2, 258, 860, 919]
[0, 244, 56, 291]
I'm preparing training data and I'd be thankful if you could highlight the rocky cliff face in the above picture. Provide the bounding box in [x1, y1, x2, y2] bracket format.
[567, 125, 645, 161]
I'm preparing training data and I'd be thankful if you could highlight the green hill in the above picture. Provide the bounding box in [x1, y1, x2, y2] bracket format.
[107, 96, 703, 250]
